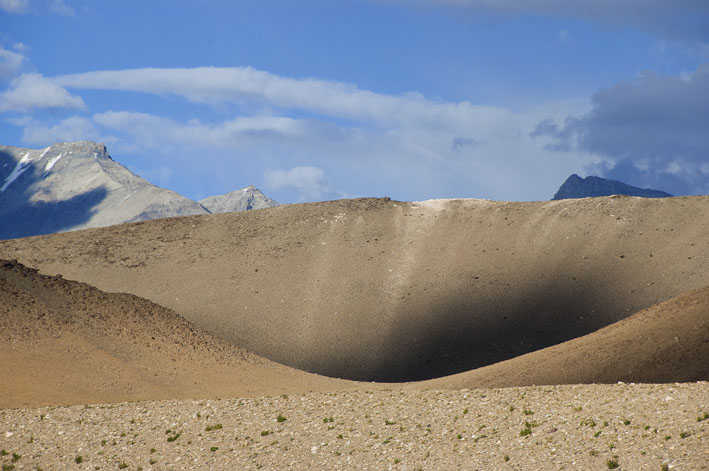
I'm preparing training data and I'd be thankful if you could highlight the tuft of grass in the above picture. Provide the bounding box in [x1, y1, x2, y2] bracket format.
[0, 450, 7, 456]
[2, 465, 14, 471]
[149, 459, 157, 465]
[277, 414, 287, 423]
[523, 408, 534, 415]
[385, 419, 396, 426]
[697, 412, 708, 422]
[503, 454, 510, 462]
[149, 448, 156, 454]
[323, 417, 334, 423]
[260, 430, 270, 437]
[11, 454, 20, 464]
[519, 421, 533, 437]
[607, 457, 619, 469]
[205, 424, 223, 432]
[594, 431, 602, 438]
[210, 446, 218, 452]
[679, 431, 691, 439]
[75, 456, 83, 464]
[623, 419, 631, 425]
[664, 435, 672, 441]
[166, 431, 182, 442]
[661, 464, 669, 471]
[117, 462, 128, 469]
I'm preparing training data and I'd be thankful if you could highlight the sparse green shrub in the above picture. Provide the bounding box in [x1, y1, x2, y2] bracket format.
[117, 462, 128, 469]
[607, 457, 619, 469]
[205, 424, 222, 432]
[385, 419, 396, 426]
[166, 431, 181, 442]
[520, 421, 533, 437]
[260, 430, 270, 437]
[10, 454, 20, 464]
[523, 408, 534, 415]
[75, 456, 83, 464]
[679, 431, 691, 438]
[210, 446, 218, 452]
[277, 414, 287, 423]
[503, 454, 510, 462]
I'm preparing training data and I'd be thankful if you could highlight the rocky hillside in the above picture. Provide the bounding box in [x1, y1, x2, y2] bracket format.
[0, 141, 278, 239]
[553, 174, 673, 200]
[199, 185, 278, 213]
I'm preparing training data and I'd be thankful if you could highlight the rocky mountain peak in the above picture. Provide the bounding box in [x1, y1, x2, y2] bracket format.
[553, 174, 673, 200]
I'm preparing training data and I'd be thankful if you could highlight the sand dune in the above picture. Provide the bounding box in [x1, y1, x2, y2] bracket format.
[1, 195, 708, 382]
[0, 259, 355, 408]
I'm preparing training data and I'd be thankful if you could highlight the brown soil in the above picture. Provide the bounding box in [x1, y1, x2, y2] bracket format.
[1, 196, 708, 382]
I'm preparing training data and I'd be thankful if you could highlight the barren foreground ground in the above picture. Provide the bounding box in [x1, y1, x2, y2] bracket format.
[2, 384, 707, 471]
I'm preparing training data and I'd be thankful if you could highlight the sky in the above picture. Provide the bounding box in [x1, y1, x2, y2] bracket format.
[1, 0, 708, 203]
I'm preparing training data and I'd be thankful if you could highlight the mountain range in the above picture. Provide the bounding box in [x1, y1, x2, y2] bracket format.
[1, 140, 677, 240]
[0, 141, 278, 240]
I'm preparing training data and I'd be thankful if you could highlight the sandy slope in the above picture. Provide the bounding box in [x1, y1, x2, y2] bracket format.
[420, 285, 709, 389]
[2, 257, 706, 409]
[0, 260, 356, 409]
[1, 196, 708, 382]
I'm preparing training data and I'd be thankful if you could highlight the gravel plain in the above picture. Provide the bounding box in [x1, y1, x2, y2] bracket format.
[2, 383, 707, 471]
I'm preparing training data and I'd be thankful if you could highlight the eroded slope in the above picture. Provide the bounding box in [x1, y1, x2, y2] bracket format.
[1, 196, 708, 381]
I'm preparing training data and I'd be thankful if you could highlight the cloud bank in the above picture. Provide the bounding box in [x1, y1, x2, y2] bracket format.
[5, 62, 706, 201]
[532, 64, 709, 195]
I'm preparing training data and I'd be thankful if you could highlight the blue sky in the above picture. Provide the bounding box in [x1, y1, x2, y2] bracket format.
[1, 0, 708, 203]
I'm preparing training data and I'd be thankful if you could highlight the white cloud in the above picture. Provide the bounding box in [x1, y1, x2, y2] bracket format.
[8, 65, 598, 201]
[49, 0, 74, 16]
[0, 73, 86, 111]
[265, 166, 333, 201]
[54, 67, 510, 130]
[21, 115, 100, 145]
[93, 110, 315, 150]
[0, 46, 26, 80]
[0, 0, 28, 12]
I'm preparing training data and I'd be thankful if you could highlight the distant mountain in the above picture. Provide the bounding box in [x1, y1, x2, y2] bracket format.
[199, 185, 278, 213]
[0, 141, 277, 240]
[553, 174, 673, 200]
